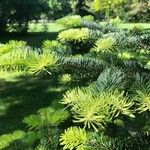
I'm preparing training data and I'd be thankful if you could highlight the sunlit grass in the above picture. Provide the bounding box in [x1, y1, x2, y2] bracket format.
[0, 97, 21, 116]
[28, 22, 64, 32]
[0, 71, 27, 81]
[28, 22, 150, 33]
[100, 22, 150, 29]
[118, 23, 150, 29]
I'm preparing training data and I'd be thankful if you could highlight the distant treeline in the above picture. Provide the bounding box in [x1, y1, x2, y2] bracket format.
[0, 0, 149, 33]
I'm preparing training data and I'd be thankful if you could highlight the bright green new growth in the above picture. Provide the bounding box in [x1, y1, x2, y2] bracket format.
[0, 40, 26, 56]
[0, 40, 28, 72]
[23, 107, 69, 129]
[145, 61, 150, 69]
[130, 74, 150, 113]
[42, 40, 68, 56]
[58, 28, 90, 42]
[0, 130, 25, 149]
[56, 15, 82, 28]
[38, 107, 69, 126]
[118, 51, 135, 60]
[58, 74, 72, 84]
[26, 50, 59, 75]
[82, 15, 94, 21]
[60, 126, 87, 150]
[110, 17, 122, 26]
[93, 37, 116, 52]
[42, 40, 63, 50]
[43, 40, 60, 49]
[0, 43, 59, 75]
[62, 87, 134, 131]
[136, 91, 150, 113]
[0, 49, 30, 71]
[36, 145, 47, 150]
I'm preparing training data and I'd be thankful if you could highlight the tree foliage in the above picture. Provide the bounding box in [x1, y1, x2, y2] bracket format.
[0, 15, 150, 149]
[0, 0, 49, 32]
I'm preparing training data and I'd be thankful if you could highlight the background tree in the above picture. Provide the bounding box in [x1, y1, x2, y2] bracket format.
[0, 0, 49, 33]
[92, 0, 127, 19]
[8, 0, 49, 33]
[0, 0, 11, 33]
[47, 0, 72, 20]
[127, 0, 150, 22]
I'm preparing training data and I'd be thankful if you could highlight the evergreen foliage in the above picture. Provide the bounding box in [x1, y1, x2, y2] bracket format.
[0, 130, 25, 149]
[60, 127, 87, 150]
[23, 107, 69, 129]
[58, 28, 90, 42]
[62, 87, 134, 131]
[0, 15, 150, 149]
[26, 49, 59, 75]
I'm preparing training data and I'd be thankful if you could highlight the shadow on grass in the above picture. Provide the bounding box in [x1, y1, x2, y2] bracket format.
[0, 32, 59, 47]
[0, 74, 67, 135]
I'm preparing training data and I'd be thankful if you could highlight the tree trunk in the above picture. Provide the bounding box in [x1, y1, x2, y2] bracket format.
[75, 0, 93, 16]
[75, 0, 85, 15]
[0, 21, 7, 33]
[20, 21, 28, 33]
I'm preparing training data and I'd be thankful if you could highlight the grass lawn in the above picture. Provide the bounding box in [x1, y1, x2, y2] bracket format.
[0, 72, 68, 135]
[0, 23, 64, 47]
[28, 22, 64, 32]
[0, 22, 150, 48]
[118, 22, 150, 29]
[0, 32, 59, 48]
[29, 22, 150, 31]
